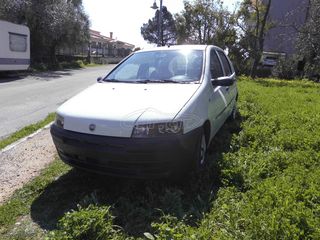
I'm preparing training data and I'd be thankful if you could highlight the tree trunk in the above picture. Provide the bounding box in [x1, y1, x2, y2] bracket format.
[250, 52, 262, 78]
[49, 44, 58, 67]
[250, 0, 272, 78]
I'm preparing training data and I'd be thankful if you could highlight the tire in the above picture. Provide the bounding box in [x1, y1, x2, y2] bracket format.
[195, 129, 207, 170]
[228, 100, 237, 121]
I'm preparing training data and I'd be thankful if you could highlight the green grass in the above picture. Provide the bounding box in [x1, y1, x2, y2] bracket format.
[0, 113, 55, 150]
[0, 77, 319, 239]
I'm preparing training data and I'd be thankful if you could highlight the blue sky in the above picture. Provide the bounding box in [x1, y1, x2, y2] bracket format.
[82, 0, 238, 48]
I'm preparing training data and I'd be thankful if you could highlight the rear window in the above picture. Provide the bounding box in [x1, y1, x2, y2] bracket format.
[9, 32, 27, 52]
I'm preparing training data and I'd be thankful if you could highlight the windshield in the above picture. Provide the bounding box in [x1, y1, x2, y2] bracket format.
[105, 49, 204, 83]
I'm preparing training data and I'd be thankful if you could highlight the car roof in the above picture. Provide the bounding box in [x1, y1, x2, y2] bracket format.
[138, 45, 211, 53]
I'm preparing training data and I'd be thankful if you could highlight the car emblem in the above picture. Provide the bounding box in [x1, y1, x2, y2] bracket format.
[89, 124, 96, 131]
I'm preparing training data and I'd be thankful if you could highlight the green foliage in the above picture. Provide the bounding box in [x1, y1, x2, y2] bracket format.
[175, 0, 236, 47]
[150, 215, 195, 240]
[236, 0, 273, 77]
[296, 0, 320, 80]
[141, 6, 177, 46]
[47, 205, 127, 240]
[272, 58, 298, 80]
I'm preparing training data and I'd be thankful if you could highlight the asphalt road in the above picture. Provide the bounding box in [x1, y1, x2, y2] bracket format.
[0, 65, 116, 139]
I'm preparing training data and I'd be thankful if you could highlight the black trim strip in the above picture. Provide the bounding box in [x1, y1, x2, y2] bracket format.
[0, 58, 30, 65]
[8, 32, 28, 38]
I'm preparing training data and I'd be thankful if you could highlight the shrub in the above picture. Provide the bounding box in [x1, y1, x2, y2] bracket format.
[304, 62, 320, 82]
[47, 205, 127, 240]
[272, 58, 298, 80]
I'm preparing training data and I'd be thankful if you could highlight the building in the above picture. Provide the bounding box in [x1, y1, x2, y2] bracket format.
[89, 30, 135, 58]
[58, 29, 135, 61]
[262, 0, 310, 65]
[263, 0, 310, 66]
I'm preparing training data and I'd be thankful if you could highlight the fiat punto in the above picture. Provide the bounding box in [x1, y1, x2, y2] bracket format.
[50, 45, 238, 178]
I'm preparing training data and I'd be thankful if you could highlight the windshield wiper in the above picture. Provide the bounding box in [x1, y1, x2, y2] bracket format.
[103, 79, 123, 82]
[103, 79, 133, 83]
[134, 79, 185, 84]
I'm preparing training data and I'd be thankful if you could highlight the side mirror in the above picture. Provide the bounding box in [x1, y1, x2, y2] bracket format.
[97, 76, 103, 82]
[211, 75, 235, 86]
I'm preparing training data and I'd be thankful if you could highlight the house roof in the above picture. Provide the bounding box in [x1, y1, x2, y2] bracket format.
[89, 29, 135, 49]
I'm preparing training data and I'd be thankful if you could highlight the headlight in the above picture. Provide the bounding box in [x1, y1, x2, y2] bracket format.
[131, 121, 183, 138]
[55, 114, 64, 128]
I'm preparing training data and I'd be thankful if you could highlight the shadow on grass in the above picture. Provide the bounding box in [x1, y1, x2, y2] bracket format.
[30, 116, 242, 236]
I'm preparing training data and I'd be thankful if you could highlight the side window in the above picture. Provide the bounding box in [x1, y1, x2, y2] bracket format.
[210, 50, 224, 79]
[9, 32, 27, 52]
[217, 51, 232, 76]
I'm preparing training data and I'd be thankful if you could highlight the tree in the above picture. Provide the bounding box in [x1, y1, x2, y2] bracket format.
[236, 0, 273, 78]
[0, 0, 28, 24]
[0, 0, 90, 65]
[296, 0, 320, 80]
[141, 6, 177, 46]
[175, 0, 237, 48]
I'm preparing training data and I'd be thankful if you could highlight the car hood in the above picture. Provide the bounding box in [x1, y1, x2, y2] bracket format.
[58, 82, 200, 137]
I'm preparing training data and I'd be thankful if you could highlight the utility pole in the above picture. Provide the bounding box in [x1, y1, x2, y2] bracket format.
[151, 0, 163, 46]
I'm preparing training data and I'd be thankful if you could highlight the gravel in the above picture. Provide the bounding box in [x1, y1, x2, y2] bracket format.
[0, 127, 56, 204]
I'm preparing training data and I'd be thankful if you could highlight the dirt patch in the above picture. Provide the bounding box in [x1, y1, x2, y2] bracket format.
[0, 127, 56, 204]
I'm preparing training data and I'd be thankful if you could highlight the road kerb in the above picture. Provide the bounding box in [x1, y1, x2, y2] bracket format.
[0, 122, 53, 154]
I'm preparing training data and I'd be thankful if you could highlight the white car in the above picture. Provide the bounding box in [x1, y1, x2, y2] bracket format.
[51, 45, 238, 178]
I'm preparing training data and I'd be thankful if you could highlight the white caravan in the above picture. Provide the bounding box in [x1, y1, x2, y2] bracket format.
[0, 20, 30, 71]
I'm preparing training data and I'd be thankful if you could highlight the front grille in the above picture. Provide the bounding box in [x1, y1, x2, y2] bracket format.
[58, 150, 172, 178]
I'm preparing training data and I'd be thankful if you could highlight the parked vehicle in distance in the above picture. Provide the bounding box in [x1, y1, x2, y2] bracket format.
[51, 45, 238, 178]
[0, 20, 30, 71]
[262, 56, 278, 67]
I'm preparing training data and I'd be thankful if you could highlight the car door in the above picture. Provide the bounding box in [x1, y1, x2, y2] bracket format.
[207, 49, 229, 138]
[216, 50, 237, 115]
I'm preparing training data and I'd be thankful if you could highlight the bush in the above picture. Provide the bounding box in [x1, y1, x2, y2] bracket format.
[47, 205, 127, 240]
[272, 58, 298, 79]
[256, 66, 273, 78]
[31, 62, 48, 71]
[59, 60, 84, 69]
[304, 62, 320, 82]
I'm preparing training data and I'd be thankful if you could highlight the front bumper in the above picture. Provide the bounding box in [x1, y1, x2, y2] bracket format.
[50, 124, 201, 178]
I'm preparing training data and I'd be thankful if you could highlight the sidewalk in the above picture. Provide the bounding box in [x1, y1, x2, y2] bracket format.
[0, 127, 56, 204]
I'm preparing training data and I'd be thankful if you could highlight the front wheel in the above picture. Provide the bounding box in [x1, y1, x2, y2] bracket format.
[195, 129, 207, 170]
[228, 100, 237, 121]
